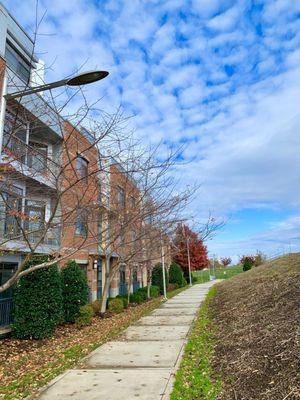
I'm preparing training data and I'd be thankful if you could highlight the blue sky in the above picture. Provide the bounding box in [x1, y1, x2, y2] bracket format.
[3, 0, 300, 261]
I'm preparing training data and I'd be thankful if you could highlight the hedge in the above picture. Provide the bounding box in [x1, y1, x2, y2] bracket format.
[169, 262, 185, 287]
[12, 256, 62, 339]
[61, 260, 88, 323]
[151, 263, 169, 294]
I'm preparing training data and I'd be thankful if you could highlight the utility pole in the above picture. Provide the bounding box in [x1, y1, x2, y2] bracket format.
[160, 234, 167, 300]
[182, 224, 192, 286]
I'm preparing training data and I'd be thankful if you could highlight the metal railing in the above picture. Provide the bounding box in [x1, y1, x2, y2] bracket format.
[0, 298, 13, 327]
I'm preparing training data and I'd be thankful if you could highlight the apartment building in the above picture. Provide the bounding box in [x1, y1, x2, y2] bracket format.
[0, 3, 63, 327]
[0, 4, 170, 328]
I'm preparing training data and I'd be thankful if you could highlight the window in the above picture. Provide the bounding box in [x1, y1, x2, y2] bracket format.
[5, 42, 31, 83]
[0, 186, 23, 238]
[117, 186, 125, 208]
[27, 141, 48, 172]
[24, 200, 46, 243]
[76, 156, 88, 182]
[75, 209, 88, 236]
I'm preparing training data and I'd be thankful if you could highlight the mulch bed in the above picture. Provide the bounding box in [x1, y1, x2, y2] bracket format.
[210, 254, 300, 400]
[0, 298, 162, 399]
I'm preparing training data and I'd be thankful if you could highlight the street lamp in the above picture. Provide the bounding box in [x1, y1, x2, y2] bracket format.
[0, 70, 109, 154]
[4, 70, 109, 100]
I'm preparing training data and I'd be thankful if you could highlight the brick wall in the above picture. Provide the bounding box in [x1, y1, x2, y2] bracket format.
[59, 121, 100, 301]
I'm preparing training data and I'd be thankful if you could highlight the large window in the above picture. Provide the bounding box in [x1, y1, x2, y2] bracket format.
[24, 200, 46, 243]
[0, 186, 23, 239]
[75, 209, 88, 236]
[117, 186, 125, 208]
[76, 156, 88, 183]
[5, 42, 31, 83]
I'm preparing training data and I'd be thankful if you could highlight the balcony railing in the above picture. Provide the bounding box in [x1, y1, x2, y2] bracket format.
[0, 298, 13, 327]
[2, 134, 57, 177]
[0, 219, 61, 248]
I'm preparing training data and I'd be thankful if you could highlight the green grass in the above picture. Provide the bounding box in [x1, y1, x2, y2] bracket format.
[193, 265, 243, 283]
[170, 286, 221, 400]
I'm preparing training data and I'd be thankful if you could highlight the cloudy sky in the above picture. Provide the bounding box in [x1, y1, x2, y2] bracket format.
[3, 0, 300, 261]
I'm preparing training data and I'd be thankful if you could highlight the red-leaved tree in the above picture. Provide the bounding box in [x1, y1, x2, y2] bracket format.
[172, 224, 209, 276]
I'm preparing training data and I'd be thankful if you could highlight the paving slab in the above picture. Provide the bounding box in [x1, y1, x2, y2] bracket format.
[151, 308, 198, 316]
[161, 302, 200, 308]
[85, 340, 183, 368]
[38, 369, 171, 400]
[135, 315, 195, 326]
[121, 325, 190, 341]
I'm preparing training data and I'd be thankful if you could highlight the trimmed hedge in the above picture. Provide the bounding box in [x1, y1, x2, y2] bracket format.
[169, 262, 185, 287]
[108, 298, 124, 314]
[129, 292, 144, 304]
[75, 304, 94, 328]
[137, 285, 160, 299]
[91, 299, 102, 315]
[12, 256, 62, 339]
[151, 263, 169, 295]
[116, 295, 129, 309]
[61, 260, 88, 323]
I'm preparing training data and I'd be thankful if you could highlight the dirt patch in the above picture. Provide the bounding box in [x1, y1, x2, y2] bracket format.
[211, 253, 300, 400]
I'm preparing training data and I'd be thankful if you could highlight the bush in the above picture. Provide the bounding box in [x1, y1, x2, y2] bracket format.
[61, 260, 89, 323]
[108, 298, 124, 313]
[192, 276, 198, 284]
[167, 283, 179, 292]
[150, 285, 161, 297]
[116, 295, 128, 309]
[91, 299, 102, 315]
[182, 276, 187, 286]
[137, 288, 147, 301]
[75, 305, 94, 328]
[151, 263, 169, 294]
[136, 285, 160, 298]
[129, 292, 144, 304]
[169, 262, 185, 287]
[240, 256, 255, 272]
[12, 256, 62, 339]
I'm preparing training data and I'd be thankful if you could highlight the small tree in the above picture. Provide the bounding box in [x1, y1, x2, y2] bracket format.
[169, 262, 185, 287]
[221, 257, 232, 267]
[61, 260, 88, 323]
[240, 255, 255, 271]
[12, 256, 62, 339]
[151, 263, 168, 295]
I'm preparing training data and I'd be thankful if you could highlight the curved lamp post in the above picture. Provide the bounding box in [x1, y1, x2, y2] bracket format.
[4, 70, 109, 100]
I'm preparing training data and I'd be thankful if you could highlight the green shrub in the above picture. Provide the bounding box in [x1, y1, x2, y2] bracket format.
[108, 298, 124, 313]
[116, 295, 128, 309]
[151, 263, 169, 294]
[75, 305, 94, 328]
[12, 256, 62, 339]
[150, 285, 161, 297]
[61, 260, 88, 323]
[169, 262, 185, 287]
[129, 292, 144, 304]
[182, 276, 187, 286]
[137, 288, 147, 301]
[192, 275, 197, 284]
[91, 299, 102, 315]
[167, 283, 179, 292]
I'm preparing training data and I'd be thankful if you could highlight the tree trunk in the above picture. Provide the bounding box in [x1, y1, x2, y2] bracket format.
[127, 266, 132, 304]
[100, 256, 111, 315]
[147, 266, 151, 300]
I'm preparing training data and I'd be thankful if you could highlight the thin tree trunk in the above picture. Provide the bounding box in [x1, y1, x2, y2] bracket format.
[100, 256, 111, 315]
[147, 266, 151, 300]
[127, 266, 132, 304]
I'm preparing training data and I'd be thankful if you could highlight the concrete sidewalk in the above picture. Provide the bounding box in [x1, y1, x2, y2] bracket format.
[35, 281, 218, 400]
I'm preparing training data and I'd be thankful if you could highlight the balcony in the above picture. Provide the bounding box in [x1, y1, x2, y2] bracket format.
[2, 133, 58, 188]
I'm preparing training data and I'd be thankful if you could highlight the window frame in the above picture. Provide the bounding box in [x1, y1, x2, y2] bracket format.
[76, 155, 89, 183]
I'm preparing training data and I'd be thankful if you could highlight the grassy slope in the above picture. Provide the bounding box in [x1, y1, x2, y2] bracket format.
[211, 253, 300, 400]
[193, 265, 243, 283]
